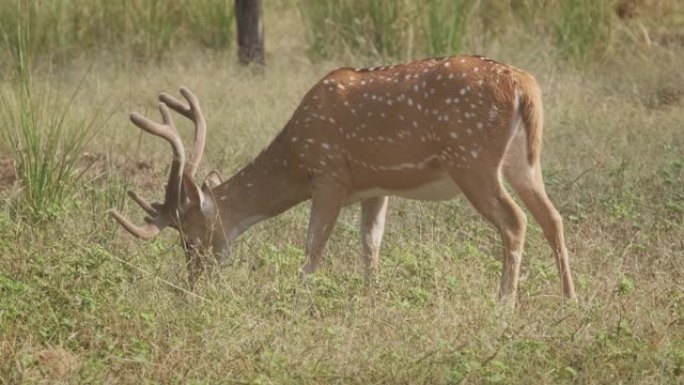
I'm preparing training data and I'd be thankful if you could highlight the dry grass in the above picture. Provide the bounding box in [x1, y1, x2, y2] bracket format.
[1, 4, 683, 385]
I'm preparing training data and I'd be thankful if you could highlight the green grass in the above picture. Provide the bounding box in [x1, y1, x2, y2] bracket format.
[296, 0, 628, 65]
[0, 0, 234, 66]
[298, 0, 478, 60]
[554, 0, 615, 65]
[298, 0, 409, 60]
[0, 80, 103, 221]
[424, 0, 474, 57]
[0, 1, 103, 221]
[1, 2, 683, 384]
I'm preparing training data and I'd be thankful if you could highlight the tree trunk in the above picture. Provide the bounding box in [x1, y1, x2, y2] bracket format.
[235, 0, 264, 66]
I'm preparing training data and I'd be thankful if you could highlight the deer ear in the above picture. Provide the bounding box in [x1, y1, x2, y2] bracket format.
[203, 171, 222, 189]
[182, 177, 216, 217]
[182, 176, 204, 206]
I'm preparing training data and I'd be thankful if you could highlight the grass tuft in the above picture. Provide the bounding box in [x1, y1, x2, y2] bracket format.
[0, 1, 103, 221]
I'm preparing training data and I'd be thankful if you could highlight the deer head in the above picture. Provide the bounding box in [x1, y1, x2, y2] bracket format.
[109, 87, 221, 285]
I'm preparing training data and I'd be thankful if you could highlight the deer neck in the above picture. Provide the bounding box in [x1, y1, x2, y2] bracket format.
[212, 133, 310, 242]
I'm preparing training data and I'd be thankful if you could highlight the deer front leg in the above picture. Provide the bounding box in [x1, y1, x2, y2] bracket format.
[301, 184, 346, 276]
[360, 196, 388, 281]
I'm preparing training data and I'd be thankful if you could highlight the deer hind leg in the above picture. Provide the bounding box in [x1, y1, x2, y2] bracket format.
[503, 148, 576, 301]
[360, 196, 388, 281]
[301, 182, 346, 276]
[450, 167, 528, 307]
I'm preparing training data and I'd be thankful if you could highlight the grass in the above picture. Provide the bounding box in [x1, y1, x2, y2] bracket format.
[297, 0, 624, 64]
[0, 1, 103, 221]
[554, 0, 615, 65]
[298, 0, 410, 60]
[298, 0, 479, 60]
[0, 0, 234, 66]
[0, 78, 102, 221]
[1, 1, 683, 384]
[424, 0, 474, 57]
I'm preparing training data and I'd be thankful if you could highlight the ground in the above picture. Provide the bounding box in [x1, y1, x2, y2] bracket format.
[0, 3, 683, 385]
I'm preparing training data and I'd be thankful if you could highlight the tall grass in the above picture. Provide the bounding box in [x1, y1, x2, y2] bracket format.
[0, 0, 234, 65]
[554, 0, 615, 65]
[0, 1, 103, 221]
[298, 0, 411, 60]
[188, 0, 235, 49]
[298, 0, 475, 60]
[298, 0, 618, 65]
[424, 0, 474, 56]
[0, 0, 625, 66]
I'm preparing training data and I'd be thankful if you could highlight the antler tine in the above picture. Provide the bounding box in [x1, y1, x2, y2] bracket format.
[129, 103, 182, 149]
[127, 190, 158, 216]
[158, 90, 192, 119]
[159, 86, 206, 180]
[108, 209, 161, 239]
[130, 103, 185, 210]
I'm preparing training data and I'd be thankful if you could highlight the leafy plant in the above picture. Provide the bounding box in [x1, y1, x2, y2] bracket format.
[617, 275, 636, 296]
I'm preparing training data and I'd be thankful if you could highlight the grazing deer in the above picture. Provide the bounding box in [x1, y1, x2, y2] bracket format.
[110, 55, 576, 306]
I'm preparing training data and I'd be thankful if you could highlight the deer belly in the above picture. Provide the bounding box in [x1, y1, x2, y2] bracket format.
[347, 173, 461, 203]
[395, 176, 461, 200]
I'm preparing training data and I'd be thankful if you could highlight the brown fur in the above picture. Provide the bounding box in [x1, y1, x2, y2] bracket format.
[513, 70, 544, 165]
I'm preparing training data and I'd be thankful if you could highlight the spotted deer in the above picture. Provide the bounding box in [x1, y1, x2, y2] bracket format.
[110, 55, 576, 306]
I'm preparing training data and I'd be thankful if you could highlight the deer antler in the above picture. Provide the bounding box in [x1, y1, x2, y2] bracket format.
[109, 102, 186, 239]
[159, 87, 206, 180]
